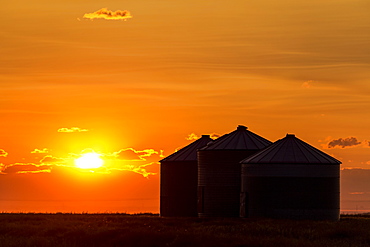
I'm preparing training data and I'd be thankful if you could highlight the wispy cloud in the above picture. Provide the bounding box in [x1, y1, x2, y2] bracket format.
[95, 148, 161, 177]
[109, 162, 158, 178]
[58, 127, 89, 133]
[0, 163, 6, 174]
[17, 169, 52, 174]
[40, 155, 67, 165]
[349, 192, 366, 195]
[83, 8, 132, 20]
[130, 162, 158, 178]
[301, 80, 315, 89]
[0, 149, 8, 157]
[106, 148, 159, 161]
[31, 148, 49, 154]
[327, 137, 361, 149]
[1, 163, 52, 174]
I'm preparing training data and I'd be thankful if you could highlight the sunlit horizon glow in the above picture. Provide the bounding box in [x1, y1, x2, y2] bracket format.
[75, 153, 104, 169]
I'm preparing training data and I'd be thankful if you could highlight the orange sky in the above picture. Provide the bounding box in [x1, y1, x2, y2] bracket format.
[1, 0, 370, 213]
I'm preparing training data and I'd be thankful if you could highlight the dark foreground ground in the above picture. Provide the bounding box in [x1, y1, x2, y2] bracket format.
[0, 213, 369, 247]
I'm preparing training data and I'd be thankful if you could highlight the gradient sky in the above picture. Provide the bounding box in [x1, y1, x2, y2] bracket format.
[1, 0, 370, 213]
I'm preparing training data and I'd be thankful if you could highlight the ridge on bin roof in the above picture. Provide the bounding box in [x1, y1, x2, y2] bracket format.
[160, 135, 213, 162]
[241, 134, 341, 164]
[200, 125, 272, 151]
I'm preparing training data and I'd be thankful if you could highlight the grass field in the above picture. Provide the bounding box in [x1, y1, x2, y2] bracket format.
[0, 213, 370, 247]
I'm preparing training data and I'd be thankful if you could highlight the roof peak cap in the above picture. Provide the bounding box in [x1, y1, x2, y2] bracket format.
[286, 133, 295, 137]
[201, 135, 210, 138]
[237, 125, 248, 130]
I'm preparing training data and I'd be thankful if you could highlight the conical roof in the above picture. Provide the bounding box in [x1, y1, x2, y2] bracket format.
[241, 134, 341, 164]
[160, 135, 213, 162]
[200, 125, 272, 150]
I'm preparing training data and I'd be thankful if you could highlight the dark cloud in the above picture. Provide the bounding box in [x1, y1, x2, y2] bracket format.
[328, 137, 361, 148]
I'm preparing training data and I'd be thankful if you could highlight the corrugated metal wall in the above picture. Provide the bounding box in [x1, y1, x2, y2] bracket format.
[242, 164, 340, 220]
[160, 135, 212, 217]
[198, 150, 257, 217]
[160, 161, 198, 217]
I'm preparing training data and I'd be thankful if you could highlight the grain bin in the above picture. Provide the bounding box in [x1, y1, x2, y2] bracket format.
[160, 135, 213, 217]
[241, 134, 341, 220]
[198, 125, 272, 217]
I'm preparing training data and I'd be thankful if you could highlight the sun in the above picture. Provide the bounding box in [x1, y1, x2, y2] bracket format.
[75, 152, 104, 169]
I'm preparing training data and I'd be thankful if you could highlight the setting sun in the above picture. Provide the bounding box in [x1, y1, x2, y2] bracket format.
[75, 153, 104, 169]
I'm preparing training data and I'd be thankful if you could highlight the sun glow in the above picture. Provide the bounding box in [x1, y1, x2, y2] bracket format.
[75, 153, 104, 169]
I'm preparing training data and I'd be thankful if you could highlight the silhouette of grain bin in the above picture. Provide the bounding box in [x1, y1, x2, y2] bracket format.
[198, 125, 272, 217]
[240, 134, 341, 220]
[160, 135, 213, 217]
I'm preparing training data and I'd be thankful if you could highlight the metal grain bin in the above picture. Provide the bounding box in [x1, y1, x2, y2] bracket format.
[160, 135, 213, 217]
[198, 125, 272, 217]
[241, 134, 341, 220]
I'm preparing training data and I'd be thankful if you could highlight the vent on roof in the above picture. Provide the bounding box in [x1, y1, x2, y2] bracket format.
[237, 125, 248, 130]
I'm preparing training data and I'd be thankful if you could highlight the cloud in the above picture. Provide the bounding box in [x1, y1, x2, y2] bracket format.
[0, 149, 8, 157]
[327, 137, 361, 149]
[210, 133, 221, 139]
[0, 163, 6, 174]
[301, 80, 314, 89]
[83, 8, 132, 20]
[186, 133, 199, 141]
[109, 162, 158, 178]
[40, 155, 67, 165]
[58, 127, 89, 133]
[349, 192, 366, 195]
[107, 148, 159, 161]
[1, 163, 52, 174]
[186, 133, 220, 141]
[131, 162, 158, 178]
[16, 169, 52, 174]
[31, 148, 49, 154]
[100, 148, 161, 177]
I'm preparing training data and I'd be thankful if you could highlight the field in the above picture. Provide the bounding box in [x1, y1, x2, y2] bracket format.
[1, 213, 370, 247]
